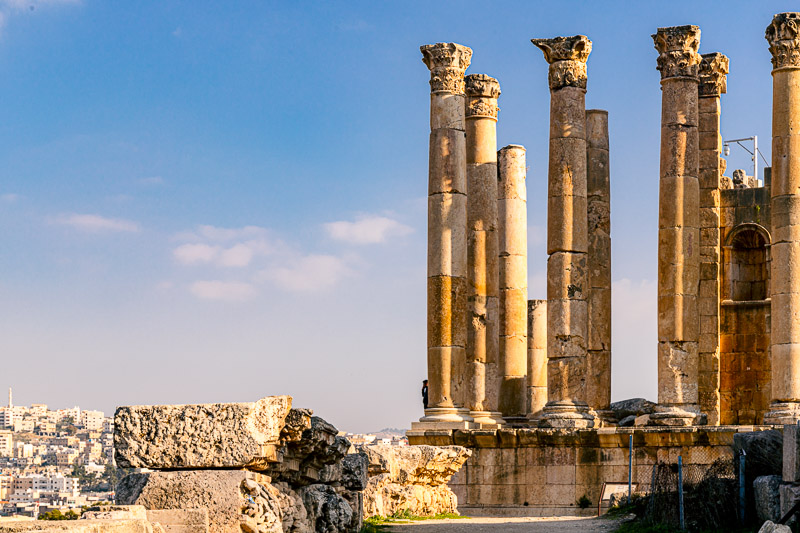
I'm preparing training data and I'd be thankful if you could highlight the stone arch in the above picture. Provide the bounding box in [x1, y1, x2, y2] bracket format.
[722, 223, 771, 302]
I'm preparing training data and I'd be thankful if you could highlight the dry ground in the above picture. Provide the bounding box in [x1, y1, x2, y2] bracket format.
[385, 516, 623, 532]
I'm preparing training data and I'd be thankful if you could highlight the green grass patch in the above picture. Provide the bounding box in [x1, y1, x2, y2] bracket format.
[361, 511, 469, 531]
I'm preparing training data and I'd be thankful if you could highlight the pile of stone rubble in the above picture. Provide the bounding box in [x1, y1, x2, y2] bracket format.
[113, 396, 366, 533]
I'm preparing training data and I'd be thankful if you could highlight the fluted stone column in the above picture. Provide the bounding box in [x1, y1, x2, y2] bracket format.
[651, 26, 703, 426]
[419, 42, 473, 424]
[697, 52, 728, 426]
[465, 74, 504, 427]
[498, 145, 528, 423]
[586, 109, 612, 416]
[765, 13, 800, 425]
[532, 35, 596, 428]
[527, 299, 548, 420]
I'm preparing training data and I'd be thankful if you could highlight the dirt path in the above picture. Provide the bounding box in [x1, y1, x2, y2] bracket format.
[385, 516, 624, 532]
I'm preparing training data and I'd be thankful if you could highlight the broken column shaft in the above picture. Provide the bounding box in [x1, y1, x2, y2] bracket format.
[765, 13, 800, 425]
[465, 73, 504, 426]
[651, 25, 703, 426]
[420, 42, 473, 424]
[532, 35, 596, 428]
[585, 109, 612, 416]
[498, 145, 529, 423]
[697, 52, 728, 426]
[526, 299, 548, 420]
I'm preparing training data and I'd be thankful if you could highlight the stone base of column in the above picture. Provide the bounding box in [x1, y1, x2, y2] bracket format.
[648, 405, 707, 427]
[537, 401, 598, 429]
[469, 411, 505, 428]
[412, 407, 475, 430]
[763, 402, 800, 425]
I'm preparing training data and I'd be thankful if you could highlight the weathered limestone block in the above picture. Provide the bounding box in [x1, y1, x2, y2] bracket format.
[81, 506, 147, 521]
[114, 396, 292, 470]
[0, 522, 158, 533]
[116, 470, 288, 533]
[269, 417, 350, 487]
[754, 475, 782, 523]
[146, 509, 209, 533]
[297, 484, 359, 533]
[363, 445, 471, 486]
[363, 479, 457, 518]
[610, 398, 657, 419]
[320, 453, 368, 491]
[759, 522, 791, 533]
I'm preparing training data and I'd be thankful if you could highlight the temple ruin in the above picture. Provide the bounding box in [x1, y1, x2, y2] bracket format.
[410, 11, 800, 516]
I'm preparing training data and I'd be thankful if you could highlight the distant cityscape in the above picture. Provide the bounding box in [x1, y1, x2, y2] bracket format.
[0, 388, 407, 519]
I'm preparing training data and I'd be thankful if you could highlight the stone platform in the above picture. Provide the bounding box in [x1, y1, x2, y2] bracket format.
[408, 425, 769, 517]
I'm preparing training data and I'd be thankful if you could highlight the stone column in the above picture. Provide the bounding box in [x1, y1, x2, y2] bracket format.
[585, 109, 612, 416]
[651, 25, 703, 426]
[465, 73, 504, 427]
[697, 52, 728, 426]
[419, 42, 473, 424]
[531, 35, 596, 428]
[498, 145, 528, 423]
[526, 300, 548, 420]
[765, 13, 800, 425]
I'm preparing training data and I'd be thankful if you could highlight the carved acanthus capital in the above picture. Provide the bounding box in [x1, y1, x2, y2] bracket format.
[465, 74, 500, 98]
[531, 35, 592, 90]
[465, 74, 500, 119]
[420, 42, 473, 94]
[652, 25, 701, 80]
[699, 52, 729, 97]
[766, 13, 800, 69]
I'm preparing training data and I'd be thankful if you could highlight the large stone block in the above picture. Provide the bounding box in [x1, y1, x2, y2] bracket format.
[114, 396, 291, 470]
[754, 475, 782, 523]
[0, 521, 156, 533]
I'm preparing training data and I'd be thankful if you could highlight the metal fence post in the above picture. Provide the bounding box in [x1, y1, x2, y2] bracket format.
[628, 434, 633, 505]
[739, 449, 746, 524]
[678, 455, 685, 530]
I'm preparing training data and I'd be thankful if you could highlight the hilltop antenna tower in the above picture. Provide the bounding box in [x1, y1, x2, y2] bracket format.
[8, 387, 12, 408]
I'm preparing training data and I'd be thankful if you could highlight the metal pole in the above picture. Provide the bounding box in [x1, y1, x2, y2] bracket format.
[753, 136, 758, 184]
[739, 450, 747, 524]
[628, 434, 633, 504]
[678, 455, 685, 530]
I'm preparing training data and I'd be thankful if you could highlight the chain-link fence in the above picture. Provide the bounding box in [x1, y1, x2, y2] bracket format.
[639, 455, 740, 531]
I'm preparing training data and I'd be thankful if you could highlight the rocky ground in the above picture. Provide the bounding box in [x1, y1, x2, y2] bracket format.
[384, 516, 624, 532]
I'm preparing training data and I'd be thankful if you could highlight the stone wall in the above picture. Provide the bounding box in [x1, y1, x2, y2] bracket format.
[408, 426, 764, 516]
[719, 183, 772, 425]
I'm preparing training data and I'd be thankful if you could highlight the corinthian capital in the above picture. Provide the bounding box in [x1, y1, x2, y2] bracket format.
[420, 42, 473, 94]
[465, 74, 500, 119]
[531, 35, 592, 90]
[699, 52, 729, 97]
[766, 13, 800, 69]
[652, 25, 701, 80]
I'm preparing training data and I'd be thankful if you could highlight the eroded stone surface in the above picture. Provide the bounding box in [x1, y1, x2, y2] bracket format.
[362, 445, 471, 518]
[114, 397, 291, 470]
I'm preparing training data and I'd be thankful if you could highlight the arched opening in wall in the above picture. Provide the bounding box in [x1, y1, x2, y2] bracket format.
[723, 224, 770, 302]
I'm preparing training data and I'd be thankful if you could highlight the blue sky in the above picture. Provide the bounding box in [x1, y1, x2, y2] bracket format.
[0, 0, 791, 431]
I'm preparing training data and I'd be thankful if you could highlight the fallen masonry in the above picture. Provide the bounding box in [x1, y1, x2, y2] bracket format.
[362, 445, 471, 518]
[0, 396, 471, 532]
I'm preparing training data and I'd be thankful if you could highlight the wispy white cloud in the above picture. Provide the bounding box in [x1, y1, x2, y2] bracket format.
[324, 215, 412, 245]
[53, 213, 140, 233]
[260, 254, 352, 292]
[190, 280, 256, 302]
[1, 193, 19, 203]
[173, 243, 219, 265]
[176, 224, 272, 243]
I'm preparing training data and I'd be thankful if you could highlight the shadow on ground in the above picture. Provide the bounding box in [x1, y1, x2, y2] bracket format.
[385, 516, 621, 532]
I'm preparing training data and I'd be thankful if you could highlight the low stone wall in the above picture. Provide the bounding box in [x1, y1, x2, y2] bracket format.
[408, 426, 768, 517]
